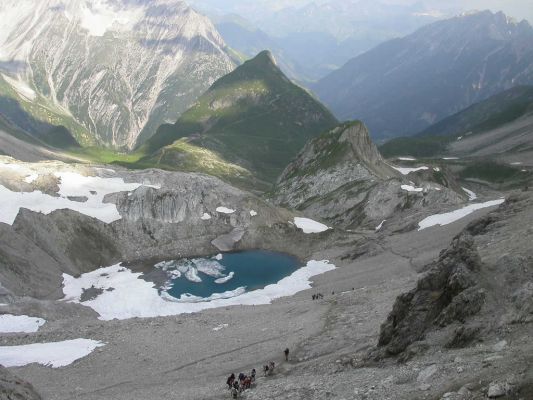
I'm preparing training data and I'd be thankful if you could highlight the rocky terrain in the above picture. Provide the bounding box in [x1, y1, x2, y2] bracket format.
[272, 121, 466, 229]
[0, 0, 236, 148]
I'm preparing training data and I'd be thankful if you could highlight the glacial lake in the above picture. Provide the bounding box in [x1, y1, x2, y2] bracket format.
[156, 250, 302, 302]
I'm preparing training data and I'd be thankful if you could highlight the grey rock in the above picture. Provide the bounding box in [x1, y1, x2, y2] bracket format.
[0, 366, 42, 400]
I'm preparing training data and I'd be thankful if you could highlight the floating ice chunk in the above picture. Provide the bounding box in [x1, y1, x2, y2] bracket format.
[375, 220, 386, 231]
[0, 314, 45, 333]
[0, 339, 104, 368]
[462, 187, 477, 201]
[216, 207, 235, 214]
[418, 199, 505, 231]
[184, 267, 202, 283]
[392, 166, 429, 175]
[250, 210, 258, 217]
[215, 272, 235, 284]
[401, 184, 423, 192]
[201, 213, 211, 220]
[194, 259, 225, 278]
[215, 253, 223, 261]
[24, 174, 38, 184]
[293, 217, 330, 234]
[62, 260, 336, 320]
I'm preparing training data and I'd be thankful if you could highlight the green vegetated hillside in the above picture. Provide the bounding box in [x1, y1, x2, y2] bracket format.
[143, 50, 338, 183]
[380, 86, 533, 159]
[0, 74, 85, 148]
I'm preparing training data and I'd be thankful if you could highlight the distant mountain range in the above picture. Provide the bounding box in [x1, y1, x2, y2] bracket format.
[314, 11, 533, 140]
[0, 0, 236, 149]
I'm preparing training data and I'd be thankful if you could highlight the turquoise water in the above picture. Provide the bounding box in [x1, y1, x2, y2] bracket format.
[162, 251, 301, 300]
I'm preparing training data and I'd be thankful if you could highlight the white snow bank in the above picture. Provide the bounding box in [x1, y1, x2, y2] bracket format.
[392, 166, 429, 175]
[398, 157, 416, 161]
[293, 217, 330, 234]
[401, 184, 423, 192]
[0, 314, 45, 333]
[418, 199, 505, 231]
[216, 207, 235, 214]
[201, 213, 211, 220]
[0, 339, 104, 368]
[62, 260, 336, 320]
[462, 187, 477, 201]
[213, 324, 228, 331]
[0, 172, 158, 225]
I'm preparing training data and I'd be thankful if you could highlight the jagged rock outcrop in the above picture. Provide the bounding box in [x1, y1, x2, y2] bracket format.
[0, 366, 42, 400]
[0, 0, 235, 148]
[271, 121, 464, 228]
[377, 233, 485, 356]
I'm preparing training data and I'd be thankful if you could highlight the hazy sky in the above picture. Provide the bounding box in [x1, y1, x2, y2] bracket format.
[190, 0, 533, 23]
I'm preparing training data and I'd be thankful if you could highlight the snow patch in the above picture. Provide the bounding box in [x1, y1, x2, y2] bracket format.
[0, 172, 158, 225]
[0, 314, 45, 333]
[401, 184, 423, 192]
[375, 220, 386, 231]
[418, 199, 505, 231]
[293, 217, 330, 234]
[392, 166, 429, 175]
[213, 324, 228, 331]
[462, 187, 477, 201]
[442, 157, 459, 160]
[250, 210, 257, 217]
[24, 174, 39, 183]
[398, 157, 416, 161]
[201, 213, 211, 220]
[0, 339, 104, 368]
[62, 260, 336, 320]
[216, 207, 235, 214]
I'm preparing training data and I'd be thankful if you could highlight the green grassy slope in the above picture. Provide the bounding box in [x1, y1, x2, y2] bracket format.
[0, 74, 86, 148]
[143, 51, 338, 182]
[380, 86, 533, 158]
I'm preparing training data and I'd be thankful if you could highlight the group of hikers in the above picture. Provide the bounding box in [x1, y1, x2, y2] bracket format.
[226, 349, 289, 398]
[312, 293, 324, 300]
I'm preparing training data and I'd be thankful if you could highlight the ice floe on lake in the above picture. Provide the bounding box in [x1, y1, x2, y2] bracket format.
[62, 260, 336, 320]
[0, 314, 45, 333]
[418, 199, 505, 231]
[0, 339, 104, 368]
[214, 272, 234, 284]
[0, 171, 159, 225]
[293, 217, 330, 234]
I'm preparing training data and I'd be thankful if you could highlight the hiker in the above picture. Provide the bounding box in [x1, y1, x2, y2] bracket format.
[284, 348, 290, 361]
[243, 376, 252, 390]
[226, 373, 235, 390]
[231, 380, 240, 398]
[263, 364, 269, 376]
[238, 372, 245, 382]
[251, 368, 256, 382]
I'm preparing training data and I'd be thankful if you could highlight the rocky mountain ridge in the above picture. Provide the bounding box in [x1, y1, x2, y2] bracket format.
[0, 0, 236, 149]
[272, 121, 465, 229]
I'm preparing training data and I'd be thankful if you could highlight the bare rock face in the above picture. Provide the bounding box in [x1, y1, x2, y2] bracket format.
[0, 366, 42, 400]
[378, 234, 484, 355]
